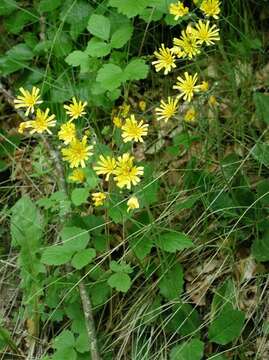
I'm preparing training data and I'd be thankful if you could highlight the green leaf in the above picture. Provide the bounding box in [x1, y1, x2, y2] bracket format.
[41, 246, 73, 266]
[156, 231, 193, 253]
[0, 0, 17, 16]
[38, 0, 62, 12]
[109, 0, 150, 18]
[251, 230, 269, 262]
[54, 330, 75, 350]
[167, 303, 201, 336]
[11, 196, 43, 248]
[86, 37, 111, 57]
[252, 142, 269, 168]
[110, 260, 133, 274]
[159, 262, 184, 300]
[123, 59, 149, 81]
[51, 32, 72, 58]
[208, 305, 245, 345]
[129, 230, 153, 260]
[4, 10, 35, 34]
[71, 188, 89, 206]
[96, 63, 124, 91]
[87, 14, 111, 41]
[65, 51, 90, 73]
[90, 282, 111, 307]
[52, 348, 77, 360]
[254, 92, 269, 124]
[170, 339, 204, 360]
[7, 43, 34, 61]
[107, 273, 131, 293]
[75, 331, 89, 353]
[60, 226, 90, 252]
[71, 248, 96, 270]
[110, 23, 133, 49]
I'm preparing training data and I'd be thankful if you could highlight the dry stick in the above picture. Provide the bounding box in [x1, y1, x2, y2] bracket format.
[0, 83, 101, 360]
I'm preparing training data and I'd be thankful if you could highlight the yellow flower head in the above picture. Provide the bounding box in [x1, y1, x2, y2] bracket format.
[119, 103, 130, 118]
[208, 95, 218, 107]
[113, 116, 122, 128]
[200, 0, 221, 19]
[193, 20, 220, 45]
[18, 121, 31, 134]
[138, 100, 146, 112]
[184, 107, 197, 122]
[121, 115, 148, 143]
[62, 136, 93, 168]
[94, 155, 117, 181]
[152, 44, 176, 75]
[114, 153, 144, 190]
[27, 108, 56, 134]
[127, 196, 139, 212]
[69, 168, 86, 183]
[199, 80, 209, 92]
[64, 97, 87, 121]
[58, 122, 76, 144]
[169, 1, 189, 20]
[155, 97, 179, 122]
[14, 87, 43, 116]
[173, 72, 200, 102]
[173, 30, 201, 59]
[92, 192, 106, 207]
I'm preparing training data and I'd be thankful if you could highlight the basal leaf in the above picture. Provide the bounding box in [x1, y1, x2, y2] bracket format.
[71, 248, 96, 269]
[156, 231, 193, 253]
[170, 339, 204, 360]
[107, 272, 131, 293]
[87, 14, 111, 41]
[96, 63, 124, 91]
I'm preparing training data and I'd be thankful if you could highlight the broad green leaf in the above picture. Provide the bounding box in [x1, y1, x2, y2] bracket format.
[60, 226, 90, 252]
[41, 246, 73, 265]
[0, 56, 26, 75]
[54, 330, 75, 350]
[107, 273, 131, 293]
[110, 24, 133, 49]
[11, 196, 43, 248]
[211, 279, 236, 318]
[167, 303, 201, 336]
[0, 0, 17, 16]
[71, 188, 89, 206]
[51, 32, 72, 58]
[75, 331, 89, 353]
[51, 348, 77, 360]
[86, 37, 111, 57]
[129, 231, 153, 260]
[170, 339, 204, 360]
[155, 231, 193, 253]
[4, 10, 35, 34]
[109, 0, 150, 18]
[87, 14, 111, 41]
[96, 63, 124, 91]
[251, 230, 269, 262]
[38, 0, 62, 12]
[110, 260, 133, 274]
[71, 248, 96, 269]
[90, 282, 111, 307]
[208, 305, 245, 345]
[60, 0, 92, 24]
[65, 51, 89, 73]
[253, 92, 269, 124]
[7, 43, 34, 61]
[252, 142, 269, 168]
[159, 263, 184, 300]
[123, 59, 149, 81]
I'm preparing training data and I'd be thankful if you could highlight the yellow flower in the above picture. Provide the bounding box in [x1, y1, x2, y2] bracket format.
[119, 103, 130, 118]
[114, 153, 144, 190]
[208, 95, 218, 107]
[14, 87, 42, 116]
[92, 192, 106, 207]
[184, 107, 196, 122]
[61, 136, 93, 168]
[152, 44, 176, 75]
[193, 20, 220, 45]
[155, 97, 179, 122]
[58, 122, 76, 144]
[113, 116, 122, 128]
[27, 108, 56, 134]
[173, 30, 201, 59]
[18, 121, 31, 134]
[94, 155, 117, 181]
[69, 168, 86, 183]
[127, 196, 139, 212]
[138, 100, 146, 112]
[121, 115, 148, 143]
[173, 72, 200, 102]
[64, 97, 87, 121]
[169, 1, 189, 20]
[200, 0, 221, 19]
[199, 80, 209, 92]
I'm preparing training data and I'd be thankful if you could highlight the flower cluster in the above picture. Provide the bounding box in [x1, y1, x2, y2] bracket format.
[152, 1, 221, 123]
